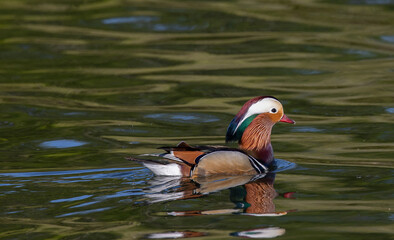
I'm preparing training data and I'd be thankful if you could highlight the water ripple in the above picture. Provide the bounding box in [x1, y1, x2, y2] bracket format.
[102, 16, 158, 24]
[39, 139, 87, 149]
[56, 207, 112, 218]
[0, 167, 137, 178]
[50, 194, 93, 203]
[145, 113, 219, 123]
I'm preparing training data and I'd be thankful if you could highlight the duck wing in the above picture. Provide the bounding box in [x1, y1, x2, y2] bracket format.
[128, 142, 267, 176]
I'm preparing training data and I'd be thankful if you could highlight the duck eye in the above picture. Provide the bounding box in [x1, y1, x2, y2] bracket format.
[270, 108, 277, 113]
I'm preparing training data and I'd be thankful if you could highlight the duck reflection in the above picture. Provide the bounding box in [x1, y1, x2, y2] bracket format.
[146, 228, 285, 239]
[144, 173, 293, 239]
[145, 173, 294, 216]
[232, 174, 279, 216]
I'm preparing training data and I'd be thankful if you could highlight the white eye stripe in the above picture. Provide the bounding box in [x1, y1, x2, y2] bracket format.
[233, 98, 281, 134]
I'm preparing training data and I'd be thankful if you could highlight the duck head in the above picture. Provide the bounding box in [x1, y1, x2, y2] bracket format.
[226, 96, 295, 152]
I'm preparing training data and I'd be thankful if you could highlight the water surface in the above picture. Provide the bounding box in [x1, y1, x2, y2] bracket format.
[0, 0, 393, 239]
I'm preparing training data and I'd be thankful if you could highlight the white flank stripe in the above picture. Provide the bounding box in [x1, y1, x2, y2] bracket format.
[249, 158, 261, 173]
[251, 156, 268, 173]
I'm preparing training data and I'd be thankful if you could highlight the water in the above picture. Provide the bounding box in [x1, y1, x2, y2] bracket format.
[0, 0, 393, 239]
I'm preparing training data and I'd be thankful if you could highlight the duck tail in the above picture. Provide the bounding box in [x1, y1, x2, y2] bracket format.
[126, 156, 189, 176]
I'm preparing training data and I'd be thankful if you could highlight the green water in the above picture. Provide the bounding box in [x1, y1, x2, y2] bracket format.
[0, 0, 393, 239]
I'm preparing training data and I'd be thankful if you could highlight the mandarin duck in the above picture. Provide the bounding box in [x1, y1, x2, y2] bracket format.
[128, 96, 295, 177]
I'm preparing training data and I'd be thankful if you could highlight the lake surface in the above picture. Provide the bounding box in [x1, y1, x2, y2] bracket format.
[0, 0, 393, 239]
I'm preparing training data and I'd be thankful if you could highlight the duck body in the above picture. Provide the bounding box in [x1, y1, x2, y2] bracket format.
[132, 142, 270, 177]
[129, 96, 294, 177]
